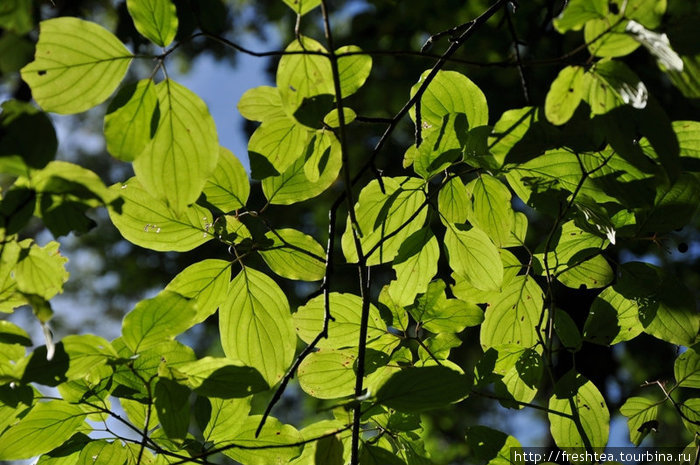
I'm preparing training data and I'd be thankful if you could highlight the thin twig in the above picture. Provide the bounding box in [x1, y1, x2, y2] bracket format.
[504, 6, 530, 104]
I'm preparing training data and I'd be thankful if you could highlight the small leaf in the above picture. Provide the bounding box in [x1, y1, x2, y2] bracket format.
[108, 177, 214, 252]
[77, 440, 129, 465]
[548, 371, 609, 456]
[620, 396, 659, 446]
[410, 280, 483, 334]
[585, 17, 640, 58]
[104, 79, 158, 162]
[165, 259, 230, 323]
[126, 0, 178, 47]
[14, 241, 68, 300]
[337, 45, 372, 97]
[219, 267, 296, 386]
[294, 293, 386, 350]
[133, 79, 219, 213]
[375, 366, 470, 412]
[203, 147, 249, 213]
[281, 0, 321, 16]
[20, 18, 132, 114]
[237, 85, 286, 122]
[298, 349, 356, 399]
[444, 224, 503, 291]
[323, 107, 357, 128]
[277, 36, 332, 113]
[545, 66, 586, 125]
[62, 334, 118, 381]
[259, 228, 326, 281]
[0, 401, 87, 460]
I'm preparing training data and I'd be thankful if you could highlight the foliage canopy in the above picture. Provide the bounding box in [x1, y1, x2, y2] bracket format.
[0, 0, 699, 464]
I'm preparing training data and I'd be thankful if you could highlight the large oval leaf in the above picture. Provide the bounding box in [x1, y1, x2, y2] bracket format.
[375, 366, 470, 412]
[444, 224, 503, 291]
[258, 228, 325, 281]
[298, 349, 356, 399]
[133, 79, 219, 213]
[20, 18, 132, 114]
[108, 177, 214, 252]
[126, 0, 178, 47]
[277, 36, 333, 113]
[165, 259, 231, 323]
[219, 267, 296, 386]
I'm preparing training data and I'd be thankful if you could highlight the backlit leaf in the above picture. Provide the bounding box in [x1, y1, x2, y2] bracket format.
[277, 37, 332, 113]
[298, 349, 356, 399]
[468, 174, 514, 248]
[620, 396, 659, 446]
[259, 228, 325, 281]
[104, 79, 158, 162]
[220, 416, 303, 465]
[14, 240, 68, 300]
[386, 227, 439, 307]
[165, 259, 231, 323]
[675, 346, 700, 388]
[375, 366, 470, 412]
[337, 45, 372, 97]
[237, 86, 286, 122]
[553, 0, 607, 32]
[203, 147, 249, 213]
[126, 0, 178, 47]
[545, 66, 586, 125]
[583, 287, 643, 345]
[219, 267, 296, 386]
[176, 356, 268, 398]
[444, 224, 503, 291]
[20, 18, 132, 114]
[281, 0, 321, 16]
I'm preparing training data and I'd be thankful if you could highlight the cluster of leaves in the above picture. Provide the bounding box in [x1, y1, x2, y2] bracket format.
[0, 0, 699, 464]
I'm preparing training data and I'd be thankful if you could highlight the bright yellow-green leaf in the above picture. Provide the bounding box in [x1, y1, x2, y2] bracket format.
[108, 177, 214, 252]
[220, 416, 303, 465]
[410, 280, 483, 334]
[262, 129, 342, 204]
[203, 147, 249, 213]
[20, 18, 132, 114]
[545, 66, 586, 125]
[487, 345, 543, 409]
[259, 228, 326, 281]
[584, 287, 643, 345]
[203, 397, 251, 443]
[438, 176, 469, 224]
[323, 107, 357, 128]
[620, 396, 659, 446]
[675, 346, 700, 388]
[165, 259, 230, 323]
[281, 0, 321, 16]
[480, 276, 544, 350]
[294, 293, 386, 350]
[290, 420, 349, 465]
[62, 334, 118, 381]
[387, 227, 439, 307]
[585, 17, 640, 58]
[0, 400, 88, 460]
[14, 240, 68, 300]
[557, 254, 614, 289]
[277, 37, 332, 113]
[444, 224, 503, 291]
[133, 79, 219, 213]
[126, 0, 178, 47]
[238, 85, 286, 122]
[122, 291, 196, 353]
[104, 79, 158, 162]
[248, 115, 312, 179]
[337, 45, 372, 97]
[298, 349, 356, 399]
[342, 177, 427, 265]
[469, 174, 514, 248]
[548, 372, 609, 457]
[553, 0, 607, 32]
[414, 113, 465, 179]
[77, 440, 129, 465]
[585, 61, 648, 115]
[219, 267, 296, 386]
[410, 70, 488, 132]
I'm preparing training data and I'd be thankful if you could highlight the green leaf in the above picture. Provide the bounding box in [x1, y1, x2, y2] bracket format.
[164, 259, 230, 323]
[0, 100, 57, 169]
[202, 397, 251, 443]
[203, 147, 249, 213]
[468, 174, 514, 248]
[108, 177, 214, 252]
[126, 0, 178, 47]
[545, 66, 586, 125]
[0, 320, 32, 346]
[584, 17, 640, 58]
[680, 398, 700, 436]
[553, 0, 607, 32]
[414, 113, 465, 179]
[583, 287, 643, 345]
[259, 228, 326, 281]
[674, 121, 700, 170]
[675, 346, 700, 388]
[0, 400, 87, 460]
[20, 18, 132, 114]
[219, 267, 296, 386]
[337, 45, 372, 97]
[121, 291, 197, 353]
[616, 262, 699, 346]
[220, 416, 303, 465]
[535, 220, 608, 276]
[248, 115, 311, 179]
[489, 106, 556, 166]
[262, 128, 342, 204]
[281, 0, 321, 16]
[465, 426, 523, 465]
[619, 396, 659, 446]
[277, 37, 333, 113]
[323, 107, 357, 128]
[342, 177, 427, 265]
[133, 79, 219, 213]
[585, 61, 648, 114]
[409, 280, 483, 334]
[154, 377, 190, 440]
[637, 173, 700, 233]
[176, 356, 267, 398]
[444, 224, 503, 291]
[554, 311, 582, 352]
[294, 292, 387, 350]
[548, 371, 609, 456]
[557, 255, 614, 290]
[237, 85, 286, 122]
[386, 227, 439, 307]
[480, 276, 544, 350]
[14, 240, 68, 300]
[77, 440, 129, 465]
[62, 334, 118, 381]
[488, 345, 543, 408]
[298, 349, 356, 399]
[0, 0, 33, 34]
[410, 70, 488, 132]
[290, 420, 348, 465]
[375, 366, 470, 412]
[438, 176, 469, 224]
[104, 79, 158, 162]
